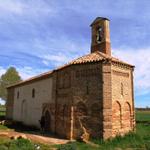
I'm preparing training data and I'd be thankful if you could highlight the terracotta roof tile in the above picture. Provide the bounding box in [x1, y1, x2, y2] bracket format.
[67, 51, 133, 67]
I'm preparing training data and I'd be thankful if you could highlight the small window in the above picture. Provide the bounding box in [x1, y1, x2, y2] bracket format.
[32, 88, 35, 98]
[17, 91, 19, 99]
[121, 83, 124, 96]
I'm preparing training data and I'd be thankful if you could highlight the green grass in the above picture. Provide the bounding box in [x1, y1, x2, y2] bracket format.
[0, 125, 10, 130]
[0, 110, 150, 150]
[57, 123, 150, 150]
[0, 111, 6, 117]
[0, 105, 5, 109]
[0, 105, 6, 119]
[57, 111, 150, 150]
[0, 137, 55, 150]
[136, 110, 150, 122]
[93, 123, 150, 149]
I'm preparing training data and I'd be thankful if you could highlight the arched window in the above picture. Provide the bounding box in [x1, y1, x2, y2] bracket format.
[124, 102, 132, 128]
[121, 83, 124, 96]
[17, 91, 19, 99]
[113, 101, 122, 130]
[32, 88, 35, 98]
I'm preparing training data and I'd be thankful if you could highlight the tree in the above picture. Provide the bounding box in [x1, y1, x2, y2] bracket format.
[0, 67, 22, 101]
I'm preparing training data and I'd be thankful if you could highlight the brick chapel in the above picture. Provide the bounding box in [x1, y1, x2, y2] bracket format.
[6, 17, 136, 140]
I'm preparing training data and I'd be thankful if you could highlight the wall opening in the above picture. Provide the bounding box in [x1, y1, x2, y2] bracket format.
[44, 110, 51, 131]
[113, 101, 122, 131]
[21, 100, 27, 123]
[124, 102, 131, 129]
[32, 88, 35, 98]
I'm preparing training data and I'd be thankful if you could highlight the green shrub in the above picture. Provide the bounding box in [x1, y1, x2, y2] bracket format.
[0, 145, 8, 150]
[9, 138, 35, 150]
[58, 142, 77, 150]
[0, 138, 36, 150]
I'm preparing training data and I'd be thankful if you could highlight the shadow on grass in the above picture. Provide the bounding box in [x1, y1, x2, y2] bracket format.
[3, 120, 65, 140]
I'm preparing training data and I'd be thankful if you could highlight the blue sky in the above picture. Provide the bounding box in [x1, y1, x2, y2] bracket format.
[0, 0, 150, 107]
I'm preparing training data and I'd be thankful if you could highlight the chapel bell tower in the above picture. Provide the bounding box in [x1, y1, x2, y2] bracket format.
[91, 17, 111, 56]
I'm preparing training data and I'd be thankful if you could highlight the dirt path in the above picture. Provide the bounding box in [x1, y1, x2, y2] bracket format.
[0, 130, 69, 145]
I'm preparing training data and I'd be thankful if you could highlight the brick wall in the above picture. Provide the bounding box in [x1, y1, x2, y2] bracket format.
[53, 67, 72, 139]
[102, 61, 112, 139]
[71, 62, 103, 139]
[111, 63, 135, 136]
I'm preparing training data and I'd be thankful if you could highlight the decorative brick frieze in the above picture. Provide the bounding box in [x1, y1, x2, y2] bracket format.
[112, 70, 129, 78]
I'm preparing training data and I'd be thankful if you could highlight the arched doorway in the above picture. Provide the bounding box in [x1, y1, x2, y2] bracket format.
[21, 100, 27, 123]
[113, 101, 122, 131]
[124, 102, 131, 129]
[44, 110, 51, 131]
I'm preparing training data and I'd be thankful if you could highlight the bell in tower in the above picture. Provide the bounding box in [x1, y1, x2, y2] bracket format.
[90, 17, 111, 56]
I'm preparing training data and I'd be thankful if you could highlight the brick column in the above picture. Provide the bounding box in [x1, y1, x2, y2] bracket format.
[102, 61, 112, 139]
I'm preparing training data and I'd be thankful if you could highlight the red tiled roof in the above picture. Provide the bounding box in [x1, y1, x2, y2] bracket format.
[68, 51, 133, 67]
[7, 51, 134, 88]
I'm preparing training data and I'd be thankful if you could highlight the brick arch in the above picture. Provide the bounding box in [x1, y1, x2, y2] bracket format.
[124, 102, 131, 129]
[113, 101, 122, 131]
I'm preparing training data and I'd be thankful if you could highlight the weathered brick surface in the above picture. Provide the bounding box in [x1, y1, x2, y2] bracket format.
[102, 62, 112, 139]
[91, 18, 111, 56]
[111, 63, 135, 136]
[53, 67, 72, 139]
[71, 63, 103, 139]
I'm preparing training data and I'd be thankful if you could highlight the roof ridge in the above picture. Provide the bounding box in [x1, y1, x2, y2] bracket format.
[95, 51, 111, 59]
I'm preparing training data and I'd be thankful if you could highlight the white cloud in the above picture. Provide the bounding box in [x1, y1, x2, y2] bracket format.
[17, 66, 47, 80]
[0, 67, 6, 76]
[0, 98, 5, 105]
[113, 48, 150, 95]
[42, 60, 49, 66]
[0, 65, 47, 80]
[0, 0, 24, 15]
[48, 54, 68, 62]
[42, 53, 72, 67]
[0, 0, 57, 18]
